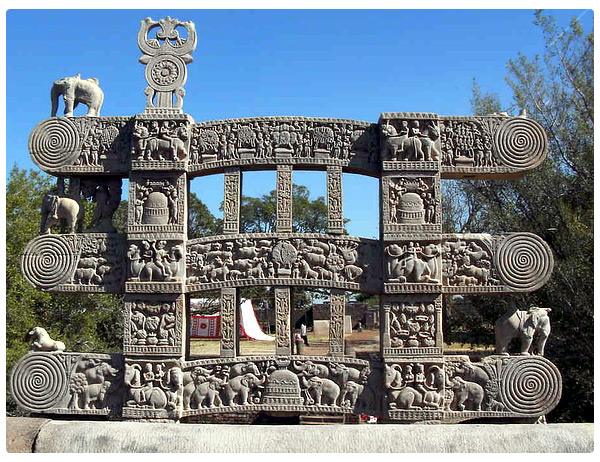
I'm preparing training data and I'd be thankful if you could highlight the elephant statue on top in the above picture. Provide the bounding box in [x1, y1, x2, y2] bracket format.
[40, 193, 83, 234]
[51, 74, 104, 117]
[495, 306, 552, 356]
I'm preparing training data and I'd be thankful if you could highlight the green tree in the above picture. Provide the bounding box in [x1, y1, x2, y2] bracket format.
[188, 192, 223, 238]
[239, 184, 334, 233]
[445, 11, 593, 422]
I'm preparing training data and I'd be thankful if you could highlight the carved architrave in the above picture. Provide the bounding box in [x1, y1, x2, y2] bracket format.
[28, 116, 132, 174]
[276, 165, 293, 233]
[124, 295, 184, 356]
[178, 356, 374, 415]
[329, 290, 346, 356]
[10, 352, 123, 416]
[223, 168, 242, 234]
[220, 288, 238, 357]
[327, 166, 344, 234]
[130, 115, 192, 170]
[21, 233, 126, 293]
[122, 358, 183, 419]
[441, 233, 554, 294]
[185, 233, 382, 294]
[187, 117, 379, 176]
[125, 239, 185, 293]
[128, 173, 187, 238]
[381, 173, 441, 234]
[382, 294, 443, 356]
[274, 287, 292, 355]
[440, 116, 548, 178]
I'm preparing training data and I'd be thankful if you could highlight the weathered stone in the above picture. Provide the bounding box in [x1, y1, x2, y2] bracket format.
[23, 420, 593, 453]
[11, 16, 562, 425]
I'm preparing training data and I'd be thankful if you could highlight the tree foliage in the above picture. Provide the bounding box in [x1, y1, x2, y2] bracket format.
[188, 192, 223, 238]
[239, 184, 334, 233]
[444, 11, 593, 422]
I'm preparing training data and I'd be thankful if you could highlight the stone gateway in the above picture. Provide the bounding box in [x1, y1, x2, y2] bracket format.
[11, 16, 560, 423]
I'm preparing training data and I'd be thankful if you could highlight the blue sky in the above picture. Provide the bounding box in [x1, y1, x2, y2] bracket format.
[5, 9, 593, 239]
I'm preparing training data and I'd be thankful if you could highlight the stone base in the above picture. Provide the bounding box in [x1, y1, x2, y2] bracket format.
[7, 418, 593, 453]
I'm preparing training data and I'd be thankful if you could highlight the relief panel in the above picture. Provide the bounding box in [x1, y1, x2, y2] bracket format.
[186, 233, 382, 294]
[382, 174, 441, 235]
[124, 295, 184, 356]
[382, 294, 443, 356]
[188, 117, 380, 176]
[125, 239, 185, 293]
[128, 174, 186, 237]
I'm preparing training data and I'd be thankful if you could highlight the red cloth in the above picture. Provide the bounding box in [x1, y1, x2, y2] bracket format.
[190, 315, 220, 338]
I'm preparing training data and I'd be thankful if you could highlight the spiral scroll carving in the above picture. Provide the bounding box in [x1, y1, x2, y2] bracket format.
[21, 235, 79, 290]
[499, 356, 562, 415]
[495, 233, 553, 292]
[28, 117, 80, 169]
[11, 353, 67, 411]
[494, 118, 547, 170]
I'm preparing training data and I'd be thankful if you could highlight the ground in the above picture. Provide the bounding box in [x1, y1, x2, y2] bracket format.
[189, 329, 493, 357]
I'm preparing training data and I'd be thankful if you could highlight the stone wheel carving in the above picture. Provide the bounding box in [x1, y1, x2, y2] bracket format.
[28, 117, 80, 170]
[494, 233, 554, 292]
[21, 235, 79, 290]
[145, 55, 187, 92]
[11, 353, 67, 411]
[499, 356, 562, 415]
[494, 118, 547, 170]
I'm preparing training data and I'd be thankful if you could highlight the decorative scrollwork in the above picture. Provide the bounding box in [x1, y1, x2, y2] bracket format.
[499, 356, 562, 415]
[494, 118, 547, 170]
[11, 353, 67, 411]
[28, 117, 80, 169]
[495, 233, 554, 292]
[21, 235, 80, 290]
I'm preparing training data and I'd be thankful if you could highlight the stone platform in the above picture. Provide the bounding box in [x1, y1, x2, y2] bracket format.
[6, 418, 593, 453]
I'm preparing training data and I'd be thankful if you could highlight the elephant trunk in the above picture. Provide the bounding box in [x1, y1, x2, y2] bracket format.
[51, 84, 61, 117]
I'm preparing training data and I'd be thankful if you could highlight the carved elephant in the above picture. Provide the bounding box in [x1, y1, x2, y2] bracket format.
[229, 361, 261, 379]
[495, 306, 552, 356]
[188, 377, 224, 409]
[340, 380, 364, 408]
[292, 360, 329, 379]
[450, 377, 484, 411]
[222, 373, 266, 406]
[301, 376, 340, 406]
[40, 193, 83, 234]
[51, 73, 104, 117]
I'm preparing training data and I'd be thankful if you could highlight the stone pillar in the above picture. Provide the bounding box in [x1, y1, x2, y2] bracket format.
[329, 290, 346, 356]
[327, 166, 344, 234]
[223, 167, 242, 234]
[274, 286, 292, 355]
[378, 113, 444, 360]
[276, 165, 293, 233]
[220, 287, 239, 358]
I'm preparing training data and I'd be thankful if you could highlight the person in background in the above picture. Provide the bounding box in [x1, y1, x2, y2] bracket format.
[300, 322, 309, 346]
